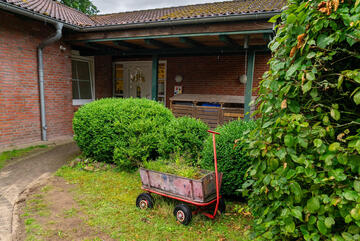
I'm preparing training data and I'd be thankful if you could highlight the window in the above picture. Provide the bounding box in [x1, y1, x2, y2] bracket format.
[72, 57, 94, 105]
[114, 63, 124, 97]
[158, 61, 167, 104]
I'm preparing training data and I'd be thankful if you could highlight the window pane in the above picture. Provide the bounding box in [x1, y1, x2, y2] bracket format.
[115, 64, 124, 95]
[158, 63, 165, 80]
[76, 61, 90, 81]
[72, 81, 80, 99]
[79, 81, 92, 99]
[72, 61, 77, 79]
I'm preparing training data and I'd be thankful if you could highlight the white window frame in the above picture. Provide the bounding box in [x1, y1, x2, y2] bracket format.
[71, 55, 95, 106]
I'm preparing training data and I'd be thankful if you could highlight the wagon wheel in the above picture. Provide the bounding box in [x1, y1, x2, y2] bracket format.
[136, 193, 154, 209]
[173, 203, 192, 225]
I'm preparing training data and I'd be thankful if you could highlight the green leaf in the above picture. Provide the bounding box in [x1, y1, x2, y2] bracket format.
[287, 14, 297, 24]
[306, 72, 315, 81]
[269, 14, 281, 23]
[317, 219, 328, 235]
[291, 208, 303, 221]
[290, 182, 302, 203]
[285, 220, 296, 233]
[354, 91, 360, 105]
[317, 34, 335, 48]
[351, 208, 360, 220]
[344, 191, 358, 201]
[307, 52, 316, 59]
[307, 197, 320, 213]
[329, 169, 347, 181]
[330, 108, 341, 121]
[284, 135, 295, 147]
[354, 181, 360, 193]
[314, 139, 323, 148]
[329, 142, 341, 152]
[298, 137, 308, 148]
[302, 80, 312, 94]
[325, 217, 335, 228]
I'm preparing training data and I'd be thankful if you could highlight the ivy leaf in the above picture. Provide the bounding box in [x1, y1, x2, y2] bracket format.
[285, 220, 296, 233]
[302, 80, 312, 94]
[307, 197, 320, 213]
[298, 137, 308, 148]
[269, 14, 281, 23]
[325, 217, 335, 228]
[290, 182, 302, 203]
[330, 108, 340, 121]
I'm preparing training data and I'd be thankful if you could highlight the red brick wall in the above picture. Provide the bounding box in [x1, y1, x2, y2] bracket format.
[0, 10, 73, 147]
[165, 53, 270, 107]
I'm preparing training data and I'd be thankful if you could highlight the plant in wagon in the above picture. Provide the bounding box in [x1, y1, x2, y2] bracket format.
[243, 0, 360, 240]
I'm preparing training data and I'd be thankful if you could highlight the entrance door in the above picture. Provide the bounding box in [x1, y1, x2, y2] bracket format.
[123, 61, 152, 99]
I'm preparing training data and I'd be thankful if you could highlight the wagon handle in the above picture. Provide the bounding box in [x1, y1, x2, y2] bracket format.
[208, 130, 221, 218]
[207, 130, 220, 135]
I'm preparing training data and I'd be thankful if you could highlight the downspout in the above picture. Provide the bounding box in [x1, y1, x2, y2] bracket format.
[38, 22, 63, 141]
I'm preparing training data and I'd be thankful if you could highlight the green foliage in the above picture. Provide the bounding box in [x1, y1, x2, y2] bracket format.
[200, 120, 257, 196]
[143, 158, 206, 179]
[59, 0, 99, 15]
[73, 98, 174, 170]
[244, 0, 360, 239]
[158, 116, 209, 165]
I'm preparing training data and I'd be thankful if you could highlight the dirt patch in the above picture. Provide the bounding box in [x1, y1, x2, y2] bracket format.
[14, 176, 114, 241]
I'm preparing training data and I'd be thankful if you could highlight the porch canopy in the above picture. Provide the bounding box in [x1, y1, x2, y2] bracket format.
[63, 0, 285, 119]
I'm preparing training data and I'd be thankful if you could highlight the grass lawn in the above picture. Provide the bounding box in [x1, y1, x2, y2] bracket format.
[0, 145, 48, 170]
[27, 166, 251, 240]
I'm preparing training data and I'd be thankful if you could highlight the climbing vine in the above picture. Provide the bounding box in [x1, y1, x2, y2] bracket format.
[244, 0, 360, 239]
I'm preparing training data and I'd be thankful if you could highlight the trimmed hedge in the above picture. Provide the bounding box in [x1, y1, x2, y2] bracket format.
[200, 120, 257, 196]
[158, 116, 209, 165]
[73, 98, 174, 169]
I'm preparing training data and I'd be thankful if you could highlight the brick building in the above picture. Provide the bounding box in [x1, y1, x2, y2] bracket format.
[0, 0, 286, 148]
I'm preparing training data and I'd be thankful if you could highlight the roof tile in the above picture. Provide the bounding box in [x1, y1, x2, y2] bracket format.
[0, 0, 287, 27]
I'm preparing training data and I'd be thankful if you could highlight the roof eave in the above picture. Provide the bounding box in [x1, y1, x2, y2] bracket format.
[83, 11, 281, 32]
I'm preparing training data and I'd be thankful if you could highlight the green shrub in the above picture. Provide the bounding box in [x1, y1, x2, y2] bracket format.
[158, 116, 209, 165]
[243, 1, 360, 240]
[200, 120, 257, 196]
[73, 98, 174, 169]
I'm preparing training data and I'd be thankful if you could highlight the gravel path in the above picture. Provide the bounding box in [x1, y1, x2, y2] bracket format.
[0, 142, 80, 241]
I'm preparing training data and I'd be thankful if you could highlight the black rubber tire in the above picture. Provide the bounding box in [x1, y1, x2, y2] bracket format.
[173, 203, 192, 225]
[136, 193, 154, 209]
[218, 198, 226, 214]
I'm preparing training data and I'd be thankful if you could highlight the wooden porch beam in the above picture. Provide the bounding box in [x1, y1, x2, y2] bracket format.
[79, 45, 269, 57]
[145, 39, 174, 49]
[113, 40, 144, 49]
[179, 37, 205, 48]
[86, 42, 123, 55]
[219, 35, 240, 47]
[70, 29, 274, 43]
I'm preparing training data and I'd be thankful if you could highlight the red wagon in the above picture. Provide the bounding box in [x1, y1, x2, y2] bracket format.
[136, 130, 225, 225]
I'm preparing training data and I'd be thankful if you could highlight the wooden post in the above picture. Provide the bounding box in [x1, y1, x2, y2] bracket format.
[151, 55, 159, 101]
[244, 51, 255, 121]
